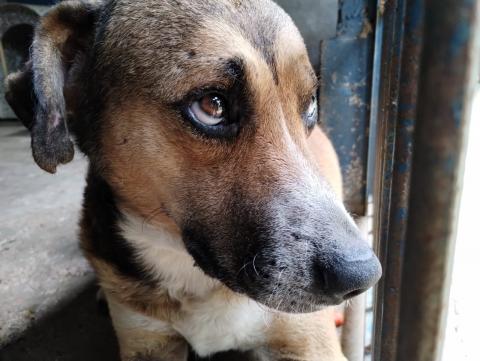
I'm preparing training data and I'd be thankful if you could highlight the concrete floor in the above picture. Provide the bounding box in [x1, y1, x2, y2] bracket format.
[0, 121, 119, 360]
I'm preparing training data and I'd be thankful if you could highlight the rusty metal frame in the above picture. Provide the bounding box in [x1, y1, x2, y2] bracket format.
[370, 0, 422, 360]
[370, 1, 480, 361]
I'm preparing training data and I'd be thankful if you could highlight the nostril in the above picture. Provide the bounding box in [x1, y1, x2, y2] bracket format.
[311, 254, 381, 301]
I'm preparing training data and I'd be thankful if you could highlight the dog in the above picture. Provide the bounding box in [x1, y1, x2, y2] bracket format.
[5, 1, 382, 360]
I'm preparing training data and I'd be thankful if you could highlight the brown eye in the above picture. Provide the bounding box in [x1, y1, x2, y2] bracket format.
[190, 94, 226, 126]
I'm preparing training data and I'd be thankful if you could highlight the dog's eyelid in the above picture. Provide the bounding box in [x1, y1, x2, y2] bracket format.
[172, 58, 246, 104]
[308, 82, 319, 96]
[300, 90, 318, 112]
[171, 85, 229, 107]
[302, 91, 319, 132]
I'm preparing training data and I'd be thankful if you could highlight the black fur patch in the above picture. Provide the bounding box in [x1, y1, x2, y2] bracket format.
[81, 167, 153, 283]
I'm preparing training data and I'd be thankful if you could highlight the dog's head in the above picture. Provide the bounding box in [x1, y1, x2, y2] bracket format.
[6, 0, 381, 312]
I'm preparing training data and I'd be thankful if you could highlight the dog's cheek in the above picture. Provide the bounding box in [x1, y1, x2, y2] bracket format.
[180, 221, 243, 290]
[181, 224, 220, 278]
[180, 214, 257, 294]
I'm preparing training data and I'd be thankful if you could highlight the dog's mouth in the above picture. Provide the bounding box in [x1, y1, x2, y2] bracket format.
[262, 294, 334, 314]
[239, 283, 343, 314]
[227, 262, 352, 313]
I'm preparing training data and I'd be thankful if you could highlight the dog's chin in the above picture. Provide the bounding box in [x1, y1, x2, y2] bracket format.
[263, 300, 328, 314]
[237, 286, 344, 314]
[259, 297, 341, 314]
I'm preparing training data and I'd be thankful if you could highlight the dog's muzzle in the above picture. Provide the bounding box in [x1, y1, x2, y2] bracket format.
[237, 212, 382, 311]
[183, 189, 382, 313]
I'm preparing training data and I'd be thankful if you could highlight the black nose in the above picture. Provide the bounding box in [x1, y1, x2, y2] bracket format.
[313, 247, 382, 302]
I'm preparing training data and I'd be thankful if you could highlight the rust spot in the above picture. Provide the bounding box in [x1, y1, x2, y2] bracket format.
[379, 0, 387, 15]
[349, 94, 364, 107]
[343, 156, 365, 215]
[331, 72, 337, 83]
[359, 19, 373, 39]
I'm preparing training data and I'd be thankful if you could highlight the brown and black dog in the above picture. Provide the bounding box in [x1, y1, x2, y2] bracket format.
[5, 1, 381, 360]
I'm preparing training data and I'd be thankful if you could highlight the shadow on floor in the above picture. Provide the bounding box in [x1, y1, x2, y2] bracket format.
[0, 282, 256, 361]
[0, 284, 120, 361]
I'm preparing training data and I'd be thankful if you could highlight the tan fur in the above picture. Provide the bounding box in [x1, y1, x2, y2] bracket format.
[82, 255, 181, 321]
[308, 127, 343, 199]
[106, 295, 188, 361]
[264, 309, 346, 361]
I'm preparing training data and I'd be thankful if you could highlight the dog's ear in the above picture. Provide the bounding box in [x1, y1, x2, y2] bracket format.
[5, 1, 102, 173]
[5, 62, 35, 131]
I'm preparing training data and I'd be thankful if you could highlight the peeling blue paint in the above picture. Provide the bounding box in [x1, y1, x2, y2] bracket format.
[400, 118, 414, 127]
[320, 0, 376, 214]
[452, 99, 463, 128]
[443, 155, 455, 173]
[450, 20, 470, 58]
[406, 0, 422, 33]
[395, 163, 408, 174]
[395, 207, 407, 222]
[398, 103, 415, 112]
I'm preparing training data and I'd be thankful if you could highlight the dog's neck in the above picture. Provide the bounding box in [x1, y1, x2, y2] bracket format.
[81, 169, 219, 297]
[118, 212, 220, 299]
[81, 171, 271, 357]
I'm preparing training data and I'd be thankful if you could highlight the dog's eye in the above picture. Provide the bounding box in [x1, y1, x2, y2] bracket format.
[307, 96, 317, 118]
[190, 94, 226, 126]
[305, 95, 318, 130]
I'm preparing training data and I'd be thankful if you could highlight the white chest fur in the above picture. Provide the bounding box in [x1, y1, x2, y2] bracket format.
[118, 214, 271, 356]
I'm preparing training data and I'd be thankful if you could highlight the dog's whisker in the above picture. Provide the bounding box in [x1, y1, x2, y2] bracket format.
[266, 268, 285, 309]
[344, 298, 352, 309]
[275, 295, 285, 312]
[236, 260, 252, 277]
[252, 253, 260, 277]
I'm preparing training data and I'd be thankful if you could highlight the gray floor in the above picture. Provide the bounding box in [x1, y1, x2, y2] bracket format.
[0, 121, 119, 360]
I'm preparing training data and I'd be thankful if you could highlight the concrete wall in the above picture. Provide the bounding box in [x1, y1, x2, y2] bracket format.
[275, 0, 338, 68]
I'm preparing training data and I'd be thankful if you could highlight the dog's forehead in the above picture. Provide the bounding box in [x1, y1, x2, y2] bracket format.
[105, 0, 288, 42]
[97, 0, 311, 100]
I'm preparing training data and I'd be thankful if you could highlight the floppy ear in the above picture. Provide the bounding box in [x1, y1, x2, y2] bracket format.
[5, 1, 102, 173]
[5, 61, 35, 131]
